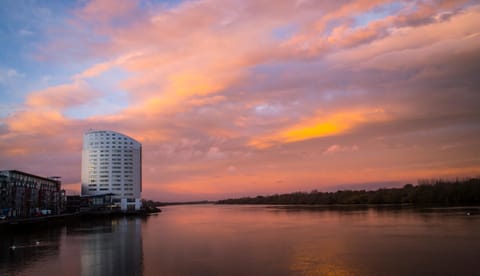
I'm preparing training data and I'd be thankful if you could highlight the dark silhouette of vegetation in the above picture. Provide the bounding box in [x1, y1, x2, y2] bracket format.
[142, 200, 211, 207]
[156, 200, 211, 206]
[141, 199, 162, 213]
[217, 178, 480, 206]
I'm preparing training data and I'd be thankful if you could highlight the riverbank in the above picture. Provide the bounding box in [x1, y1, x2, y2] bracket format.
[217, 178, 480, 205]
[0, 208, 161, 228]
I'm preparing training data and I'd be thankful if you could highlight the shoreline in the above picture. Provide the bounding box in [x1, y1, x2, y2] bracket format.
[0, 209, 161, 229]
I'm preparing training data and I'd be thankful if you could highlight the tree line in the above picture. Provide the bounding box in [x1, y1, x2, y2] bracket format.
[142, 199, 211, 207]
[217, 178, 480, 205]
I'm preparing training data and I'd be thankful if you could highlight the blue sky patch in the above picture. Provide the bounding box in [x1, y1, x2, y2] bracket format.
[354, 2, 404, 28]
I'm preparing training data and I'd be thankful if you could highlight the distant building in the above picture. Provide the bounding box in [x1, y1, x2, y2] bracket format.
[0, 170, 65, 217]
[81, 130, 142, 211]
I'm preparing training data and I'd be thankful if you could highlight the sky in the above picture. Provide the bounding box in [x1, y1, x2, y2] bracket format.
[0, 0, 479, 201]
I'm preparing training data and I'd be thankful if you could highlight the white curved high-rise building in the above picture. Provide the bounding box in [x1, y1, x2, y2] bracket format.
[81, 130, 142, 211]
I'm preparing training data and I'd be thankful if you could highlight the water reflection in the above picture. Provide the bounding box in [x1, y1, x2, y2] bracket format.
[0, 226, 62, 275]
[143, 205, 479, 275]
[0, 217, 145, 276]
[78, 218, 143, 276]
[1, 205, 479, 276]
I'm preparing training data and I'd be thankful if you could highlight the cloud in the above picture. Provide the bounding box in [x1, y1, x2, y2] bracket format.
[74, 62, 113, 80]
[2, 0, 480, 201]
[6, 110, 68, 135]
[323, 144, 359, 155]
[0, 68, 25, 84]
[77, 0, 139, 23]
[26, 81, 99, 110]
[329, 5, 480, 70]
[0, 123, 8, 135]
[249, 108, 389, 148]
[205, 146, 226, 160]
[18, 29, 34, 36]
[73, 51, 143, 80]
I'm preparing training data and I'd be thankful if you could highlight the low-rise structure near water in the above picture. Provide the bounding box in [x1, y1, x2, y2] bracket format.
[67, 193, 117, 213]
[0, 170, 65, 218]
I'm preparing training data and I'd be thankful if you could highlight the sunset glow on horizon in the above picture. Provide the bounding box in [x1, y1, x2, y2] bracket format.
[1, 0, 479, 201]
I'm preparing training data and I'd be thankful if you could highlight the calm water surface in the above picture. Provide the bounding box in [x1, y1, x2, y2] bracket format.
[1, 205, 479, 275]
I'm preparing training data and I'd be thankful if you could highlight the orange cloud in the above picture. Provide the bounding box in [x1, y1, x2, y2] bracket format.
[250, 108, 389, 148]
[119, 58, 245, 117]
[5, 147, 29, 156]
[26, 81, 99, 110]
[7, 110, 68, 134]
[168, 72, 225, 97]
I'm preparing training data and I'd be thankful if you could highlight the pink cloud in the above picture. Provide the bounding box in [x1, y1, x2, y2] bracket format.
[328, 5, 480, 69]
[26, 81, 99, 110]
[77, 0, 139, 22]
[2, 1, 480, 201]
[323, 144, 360, 155]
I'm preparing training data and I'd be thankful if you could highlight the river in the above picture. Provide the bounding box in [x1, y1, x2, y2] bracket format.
[1, 204, 479, 275]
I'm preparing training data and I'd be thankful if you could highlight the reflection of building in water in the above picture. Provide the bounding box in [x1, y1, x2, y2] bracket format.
[80, 218, 143, 276]
[81, 130, 142, 211]
[0, 170, 65, 217]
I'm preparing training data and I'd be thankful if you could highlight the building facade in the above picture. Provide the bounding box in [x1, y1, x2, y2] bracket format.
[0, 170, 64, 217]
[81, 130, 142, 211]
